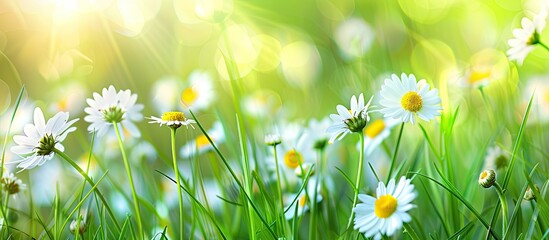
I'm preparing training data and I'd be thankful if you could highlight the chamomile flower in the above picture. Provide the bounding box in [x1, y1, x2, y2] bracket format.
[84, 85, 144, 137]
[11, 107, 78, 170]
[507, 8, 548, 65]
[334, 17, 375, 60]
[302, 117, 331, 151]
[147, 111, 195, 129]
[354, 177, 416, 240]
[484, 146, 508, 171]
[379, 73, 441, 125]
[1, 172, 26, 195]
[180, 121, 225, 158]
[327, 93, 373, 143]
[180, 70, 215, 111]
[284, 178, 322, 220]
[265, 134, 282, 146]
[358, 118, 400, 156]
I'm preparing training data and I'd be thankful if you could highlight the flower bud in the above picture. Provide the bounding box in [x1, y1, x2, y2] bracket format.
[479, 170, 496, 188]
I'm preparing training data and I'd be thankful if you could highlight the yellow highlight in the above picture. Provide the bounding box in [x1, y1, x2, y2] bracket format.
[401, 91, 423, 113]
[181, 87, 198, 106]
[195, 135, 211, 149]
[299, 195, 308, 207]
[364, 119, 386, 138]
[374, 195, 398, 218]
[468, 69, 491, 84]
[284, 149, 303, 169]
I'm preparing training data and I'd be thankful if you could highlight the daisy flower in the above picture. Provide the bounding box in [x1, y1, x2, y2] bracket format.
[379, 73, 442, 125]
[302, 117, 331, 151]
[358, 118, 400, 156]
[507, 8, 548, 65]
[265, 134, 282, 146]
[327, 93, 373, 143]
[180, 121, 225, 158]
[147, 111, 195, 129]
[479, 169, 496, 188]
[180, 70, 215, 111]
[484, 146, 508, 171]
[11, 107, 78, 170]
[84, 85, 144, 137]
[284, 178, 322, 220]
[354, 177, 416, 240]
[334, 17, 375, 60]
[1, 172, 26, 195]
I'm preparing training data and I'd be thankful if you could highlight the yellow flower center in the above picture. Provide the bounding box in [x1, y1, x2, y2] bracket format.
[545, 91, 549, 105]
[364, 119, 386, 138]
[181, 87, 198, 106]
[480, 171, 488, 180]
[374, 195, 398, 218]
[468, 69, 491, 84]
[195, 135, 211, 148]
[161, 112, 185, 121]
[284, 150, 303, 169]
[401, 91, 423, 113]
[299, 195, 308, 207]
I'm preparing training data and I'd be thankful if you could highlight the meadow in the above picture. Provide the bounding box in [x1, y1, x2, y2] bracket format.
[0, 0, 549, 239]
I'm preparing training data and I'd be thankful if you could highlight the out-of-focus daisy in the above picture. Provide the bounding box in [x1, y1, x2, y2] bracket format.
[354, 177, 416, 240]
[242, 90, 281, 118]
[147, 111, 195, 129]
[327, 93, 373, 143]
[84, 85, 144, 137]
[180, 121, 225, 158]
[458, 49, 509, 89]
[265, 134, 282, 146]
[48, 82, 86, 115]
[358, 118, 399, 156]
[524, 76, 549, 123]
[507, 8, 548, 65]
[302, 117, 331, 151]
[11, 107, 78, 170]
[484, 146, 508, 171]
[284, 178, 322, 220]
[334, 17, 375, 60]
[379, 73, 441, 125]
[180, 70, 215, 111]
[1, 172, 26, 195]
[151, 76, 184, 114]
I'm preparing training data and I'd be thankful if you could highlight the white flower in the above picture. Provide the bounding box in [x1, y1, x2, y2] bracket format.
[84, 85, 143, 137]
[354, 177, 416, 240]
[147, 111, 195, 129]
[150, 76, 184, 114]
[379, 73, 442, 124]
[358, 118, 400, 156]
[180, 121, 225, 158]
[242, 90, 281, 118]
[484, 146, 508, 170]
[284, 178, 322, 220]
[327, 93, 373, 143]
[1, 172, 26, 195]
[11, 107, 78, 170]
[180, 70, 215, 111]
[302, 117, 331, 150]
[334, 17, 375, 60]
[265, 134, 282, 146]
[507, 8, 547, 65]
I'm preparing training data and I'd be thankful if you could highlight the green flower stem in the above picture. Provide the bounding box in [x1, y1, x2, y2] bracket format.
[53, 148, 121, 231]
[272, 145, 285, 234]
[493, 182, 508, 234]
[386, 123, 405, 182]
[346, 132, 365, 230]
[538, 41, 549, 52]
[171, 128, 185, 239]
[112, 123, 143, 238]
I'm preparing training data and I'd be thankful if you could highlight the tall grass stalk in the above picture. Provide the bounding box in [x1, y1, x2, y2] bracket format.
[346, 132, 365, 230]
[112, 122, 143, 238]
[170, 128, 185, 239]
